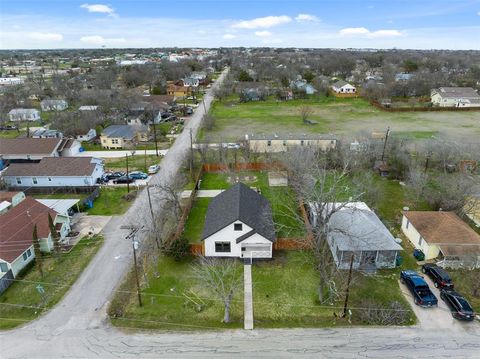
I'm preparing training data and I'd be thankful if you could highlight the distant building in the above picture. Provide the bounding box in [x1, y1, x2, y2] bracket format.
[183, 77, 200, 87]
[291, 79, 317, 95]
[331, 80, 356, 94]
[100, 124, 150, 149]
[0, 77, 24, 86]
[31, 129, 63, 139]
[78, 105, 98, 111]
[0, 191, 26, 214]
[8, 109, 40, 122]
[2, 157, 104, 188]
[395, 73, 414, 82]
[246, 134, 337, 153]
[40, 99, 68, 111]
[431, 87, 480, 108]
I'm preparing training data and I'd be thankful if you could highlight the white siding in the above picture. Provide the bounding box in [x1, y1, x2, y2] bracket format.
[9, 246, 35, 277]
[203, 221, 273, 258]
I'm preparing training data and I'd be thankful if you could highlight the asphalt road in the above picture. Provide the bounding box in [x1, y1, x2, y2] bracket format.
[1, 67, 480, 358]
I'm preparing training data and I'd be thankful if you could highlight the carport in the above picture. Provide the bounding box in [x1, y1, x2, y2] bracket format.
[36, 199, 80, 216]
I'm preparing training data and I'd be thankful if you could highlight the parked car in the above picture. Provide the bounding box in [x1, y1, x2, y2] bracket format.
[148, 164, 160, 174]
[440, 289, 475, 321]
[113, 176, 135, 184]
[129, 171, 148, 180]
[422, 264, 454, 289]
[400, 270, 438, 307]
[104, 171, 125, 181]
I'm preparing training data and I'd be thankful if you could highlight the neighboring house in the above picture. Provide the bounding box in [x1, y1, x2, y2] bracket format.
[190, 71, 207, 81]
[2, 157, 104, 188]
[78, 105, 98, 111]
[8, 109, 41, 122]
[167, 83, 190, 98]
[0, 191, 26, 214]
[242, 88, 262, 102]
[0, 77, 24, 86]
[31, 129, 63, 139]
[183, 77, 200, 87]
[201, 183, 276, 259]
[40, 99, 68, 111]
[0, 197, 71, 283]
[331, 80, 356, 94]
[246, 134, 337, 153]
[401, 211, 480, 268]
[291, 79, 317, 95]
[144, 95, 175, 112]
[0, 138, 80, 161]
[312, 202, 402, 270]
[100, 124, 150, 149]
[76, 128, 97, 142]
[431, 87, 480, 108]
[395, 73, 414, 82]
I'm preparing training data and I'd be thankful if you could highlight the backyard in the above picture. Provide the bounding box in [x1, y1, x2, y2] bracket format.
[205, 96, 480, 142]
[0, 236, 103, 329]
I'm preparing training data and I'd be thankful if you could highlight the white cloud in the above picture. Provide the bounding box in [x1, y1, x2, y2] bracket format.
[339, 27, 402, 38]
[80, 35, 126, 45]
[477, 11, 480, 15]
[222, 34, 236, 39]
[232, 15, 291, 29]
[254, 30, 272, 37]
[80, 4, 117, 17]
[295, 14, 319, 22]
[339, 27, 370, 35]
[27, 32, 63, 41]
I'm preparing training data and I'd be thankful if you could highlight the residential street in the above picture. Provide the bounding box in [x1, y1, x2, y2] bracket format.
[1, 66, 480, 358]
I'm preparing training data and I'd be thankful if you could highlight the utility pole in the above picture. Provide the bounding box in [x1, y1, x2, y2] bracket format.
[125, 153, 130, 193]
[152, 123, 159, 157]
[342, 254, 355, 318]
[123, 226, 143, 307]
[424, 152, 431, 173]
[380, 126, 390, 162]
[146, 186, 161, 249]
[144, 146, 147, 174]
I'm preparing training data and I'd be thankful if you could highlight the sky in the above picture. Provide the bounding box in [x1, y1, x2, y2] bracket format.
[0, 0, 479, 50]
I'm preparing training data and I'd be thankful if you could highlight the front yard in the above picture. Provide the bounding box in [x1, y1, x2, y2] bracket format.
[87, 187, 135, 215]
[104, 155, 161, 173]
[0, 236, 103, 329]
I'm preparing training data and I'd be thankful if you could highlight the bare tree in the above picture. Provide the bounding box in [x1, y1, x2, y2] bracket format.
[299, 106, 314, 124]
[407, 167, 429, 205]
[192, 256, 243, 323]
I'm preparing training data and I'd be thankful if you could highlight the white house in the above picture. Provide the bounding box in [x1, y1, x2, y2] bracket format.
[8, 108, 41, 122]
[40, 99, 68, 111]
[2, 157, 104, 188]
[183, 77, 200, 87]
[401, 211, 480, 268]
[201, 183, 276, 259]
[0, 197, 71, 287]
[76, 128, 97, 142]
[431, 87, 480, 108]
[0, 77, 24, 86]
[78, 105, 98, 111]
[331, 80, 356, 94]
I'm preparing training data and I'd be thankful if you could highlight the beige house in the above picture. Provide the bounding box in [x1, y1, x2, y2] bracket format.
[246, 134, 337, 153]
[431, 87, 480, 108]
[401, 211, 480, 268]
[100, 124, 150, 149]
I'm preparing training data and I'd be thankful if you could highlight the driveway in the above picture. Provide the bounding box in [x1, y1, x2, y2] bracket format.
[399, 276, 479, 331]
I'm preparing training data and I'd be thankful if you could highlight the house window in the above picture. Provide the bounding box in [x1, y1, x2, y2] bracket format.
[32, 177, 38, 184]
[234, 223, 243, 231]
[406, 220, 409, 229]
[26, 249, 32, 257]
[215, 242, 231, 253]
[0, 263, 8, 272]
[267, 140, 271, 146]
[418, 236, 423, 246]
[22, 252, 28, 261]
[16, 177, 22, 184]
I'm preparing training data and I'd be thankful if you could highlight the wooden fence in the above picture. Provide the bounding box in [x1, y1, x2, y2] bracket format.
[189, 243, 204, 255]
[202, 162, 286, 173]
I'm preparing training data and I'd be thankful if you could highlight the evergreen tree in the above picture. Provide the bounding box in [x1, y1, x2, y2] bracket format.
[48, 213, 61, 255]
[32, 225, 43, 278]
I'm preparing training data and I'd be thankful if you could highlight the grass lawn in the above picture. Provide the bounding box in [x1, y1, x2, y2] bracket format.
[110, 256, 244, 330]
[87, 187, 134, 215]
[0, 130, 23, 139]
[253, 250, 415, 328]
[196, 171, 305, 238]
[205, 96, 480, 142]
[104, 155, 161, 173]
[0, 236, 103, 330]
[182, 198, 211, 243]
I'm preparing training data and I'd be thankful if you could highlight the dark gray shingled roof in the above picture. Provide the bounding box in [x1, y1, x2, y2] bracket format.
[201, 182, 276, 242]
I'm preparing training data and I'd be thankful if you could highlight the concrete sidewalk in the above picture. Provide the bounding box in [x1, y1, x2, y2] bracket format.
[244, 263, 254, 330]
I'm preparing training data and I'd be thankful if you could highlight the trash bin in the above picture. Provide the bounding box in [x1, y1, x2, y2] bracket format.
[413, 249, 425, 261]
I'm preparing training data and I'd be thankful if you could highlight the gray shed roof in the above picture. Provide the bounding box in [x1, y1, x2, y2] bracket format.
[201, 182, 276, 242]
[327, 202, 402, 252]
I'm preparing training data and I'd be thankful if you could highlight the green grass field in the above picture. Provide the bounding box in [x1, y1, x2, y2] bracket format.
[0, 130, 23, 139]
[0, 236, 103, 330]
[104, 155, 161, 173]
[87, 187, 134, 215]
[205, 96, 480, 142]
